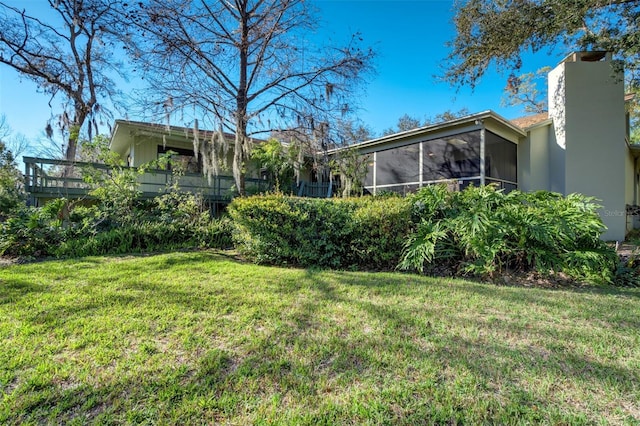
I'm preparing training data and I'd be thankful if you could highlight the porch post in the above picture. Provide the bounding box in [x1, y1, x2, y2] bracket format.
[419, 142, 423, 187]
[373, 151, 377, 195]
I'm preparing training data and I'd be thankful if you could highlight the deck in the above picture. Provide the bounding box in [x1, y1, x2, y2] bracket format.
[23, 157, 271, 205]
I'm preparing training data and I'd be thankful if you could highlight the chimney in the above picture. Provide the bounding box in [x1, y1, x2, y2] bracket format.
[548, 51, 627, 241]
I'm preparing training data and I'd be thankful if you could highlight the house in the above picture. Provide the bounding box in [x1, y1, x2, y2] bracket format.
[344, 51, 636, 242]
[23, 51, 636, 240]
[23, 120, 271, 211]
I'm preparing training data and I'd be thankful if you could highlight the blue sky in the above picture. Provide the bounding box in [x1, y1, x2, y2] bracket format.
[0, 0, 567, 151]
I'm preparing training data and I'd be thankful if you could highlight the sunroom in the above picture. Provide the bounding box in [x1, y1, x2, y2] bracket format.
[345, 111, 525, 195]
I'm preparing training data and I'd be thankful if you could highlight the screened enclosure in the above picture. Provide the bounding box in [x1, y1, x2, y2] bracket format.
[363, 130, 517, 195]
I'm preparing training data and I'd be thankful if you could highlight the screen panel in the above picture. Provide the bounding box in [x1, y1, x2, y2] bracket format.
[485, 131, 517, 183]
[423, 131, 481, 180]
[376, 144, 420, 186]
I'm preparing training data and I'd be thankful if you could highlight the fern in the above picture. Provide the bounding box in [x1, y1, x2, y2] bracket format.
[400, 185, 616, 283]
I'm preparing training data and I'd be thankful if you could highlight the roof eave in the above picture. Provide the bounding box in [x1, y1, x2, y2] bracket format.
[109, 119, 267, 154]
[328, 110, 525, 154]
[521, 118, 553, 131]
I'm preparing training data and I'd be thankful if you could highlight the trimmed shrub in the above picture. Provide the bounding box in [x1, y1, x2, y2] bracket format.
[349, 194, 414, 269]
[400, 185, 617, 284]
[228, 194, 412, 269]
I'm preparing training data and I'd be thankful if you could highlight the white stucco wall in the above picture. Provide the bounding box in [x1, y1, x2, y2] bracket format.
[549, 53, 627, 241]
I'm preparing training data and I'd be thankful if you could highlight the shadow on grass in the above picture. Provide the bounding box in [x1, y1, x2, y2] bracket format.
[0, 278, 49, 305]
[2, 253, 639, 424]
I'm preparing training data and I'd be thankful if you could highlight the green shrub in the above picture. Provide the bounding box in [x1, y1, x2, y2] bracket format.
[400, 185, 617, 284]
[0, 200, 66, 257]
[349, 194, 413, 269]
[0, 191, 234, 258]
[55, 218, 234, 258]
[228, 194, 412, 269]
[614, 253, 640, 287]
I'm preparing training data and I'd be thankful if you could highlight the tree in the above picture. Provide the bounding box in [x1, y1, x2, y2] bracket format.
[0, 115, 10, 143]
[0, 115, 33, 160]
[126, 0, 375, 195]
[331, 120, 374, 195]
[251, 138, 295, 192]
[0, 121, 24, 216]
[501, 67, 550, 114]
[0, 0, 124, 164]
[382, 114, 422, 136]
[333, 119, 374, 145]
[424, 108, 471, 125]
[330, 146, 370, 197]
[383, 109, 471, 136]
[629, 91, 640, 144]
[444, 0, 640, 89]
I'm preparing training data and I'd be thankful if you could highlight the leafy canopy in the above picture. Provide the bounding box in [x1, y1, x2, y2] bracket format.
[444, 0, 640, 89]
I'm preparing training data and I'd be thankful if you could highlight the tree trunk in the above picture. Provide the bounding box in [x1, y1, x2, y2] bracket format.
[61, 116, 84, 182]
[60, 114, 84, 223]
[233, 128, 246, 196]
[233, 3, 250, 196]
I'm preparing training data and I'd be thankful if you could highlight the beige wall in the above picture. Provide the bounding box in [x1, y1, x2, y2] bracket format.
[549, 53, 627, 241]
[129, 134, 262, 180]
[517, 123, 551, 192]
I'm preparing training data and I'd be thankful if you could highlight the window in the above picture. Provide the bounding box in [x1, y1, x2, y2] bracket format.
[157, 146, 201, 174]
[362, 128, 517, 194]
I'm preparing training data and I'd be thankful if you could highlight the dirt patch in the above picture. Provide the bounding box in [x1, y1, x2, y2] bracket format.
[492, 270, 586, 289]
[0, 256, 23, 267]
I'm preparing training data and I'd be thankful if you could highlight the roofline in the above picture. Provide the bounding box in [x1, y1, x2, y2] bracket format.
[109, 119, 270, 154]
[328, 110, 526, 154]
[111, 119, 238, 141]
[558, 50, 611, 65]
[520, 117, 553, 131]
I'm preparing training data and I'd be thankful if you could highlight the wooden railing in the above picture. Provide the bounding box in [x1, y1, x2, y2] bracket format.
[23, 156, 271, 202]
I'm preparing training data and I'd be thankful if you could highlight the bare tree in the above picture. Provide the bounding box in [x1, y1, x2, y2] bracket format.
[0, 114, 11, 143]
[0, 0, 124, 165]
[333, 119, 374, 146]
[6, 133, 31, 160]
[126, 0, 375, 195]
[0, 114, 30, 160]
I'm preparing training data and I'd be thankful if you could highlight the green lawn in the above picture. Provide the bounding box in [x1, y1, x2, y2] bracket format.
[0, 251, 639, 425]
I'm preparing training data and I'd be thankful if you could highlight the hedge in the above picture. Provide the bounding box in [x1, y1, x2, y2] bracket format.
[228, 194, 413, 270]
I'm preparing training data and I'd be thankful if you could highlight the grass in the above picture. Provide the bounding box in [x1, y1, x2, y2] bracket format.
[0, 251, 639, 425]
